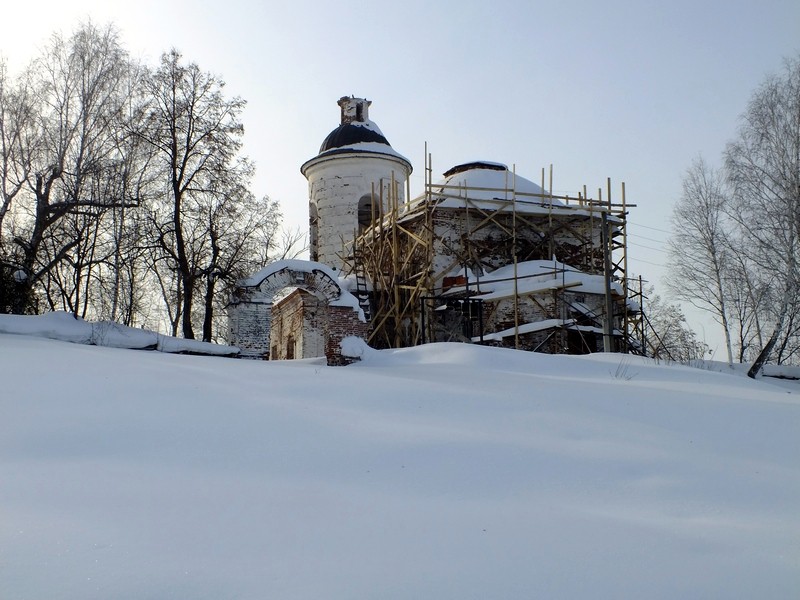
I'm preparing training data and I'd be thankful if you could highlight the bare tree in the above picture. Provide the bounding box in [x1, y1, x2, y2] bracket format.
[2, 28, 288, 333]
[667, 157, 735, 363]
[192, 178, 279, 341]
[725, 57, 800, 377]
[0, 60, 36, 311]
[201, 194, 300, 342]
[134, 50, 232, 337]
[274, 226, 308, 262]
[725, 251, 769, 362]
[642, 284, 709, 363]
[0, 60, 34, 244]
[0, 23, 140, 314]
[136, 50, 284, 340]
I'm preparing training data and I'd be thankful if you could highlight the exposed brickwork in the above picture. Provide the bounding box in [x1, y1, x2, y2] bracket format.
[270, 289, 323, 360]
[227, 263, 369, 366]
[325, 305, 370, 365]
[253, 267, 342, 303]
[405, 207, 622, 352]
[227, 301, 271, 359]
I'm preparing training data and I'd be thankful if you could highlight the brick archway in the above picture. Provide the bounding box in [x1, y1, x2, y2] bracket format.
[227, 260, 368, 365]
[249, 264, 343, 305]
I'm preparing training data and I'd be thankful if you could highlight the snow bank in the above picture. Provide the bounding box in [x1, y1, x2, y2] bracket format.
[763, 363, 800, 380]
[0, 312, 239, 356]
[339, 335, 377, 362]
[1, 333, 798, 599]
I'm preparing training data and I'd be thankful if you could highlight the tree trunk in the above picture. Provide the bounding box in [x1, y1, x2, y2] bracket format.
[181, 273, 195, 339]
[747, 327, 781, 378]
[202, 276, 215, 342]
[748, 280, 792, 378]
[719, 303, 734, 365]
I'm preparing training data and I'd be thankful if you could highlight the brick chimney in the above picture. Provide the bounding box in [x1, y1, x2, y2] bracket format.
[338, 96, 371, 123]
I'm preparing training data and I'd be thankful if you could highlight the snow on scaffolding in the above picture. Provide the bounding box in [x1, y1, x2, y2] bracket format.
[444, 259, 624, 301]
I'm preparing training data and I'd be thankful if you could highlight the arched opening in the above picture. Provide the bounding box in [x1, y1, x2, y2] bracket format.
[269, 287, 327, 360]
[309, 203, 319, 261]
[227, 262, 368, 365]
[358, 193, 378, 232]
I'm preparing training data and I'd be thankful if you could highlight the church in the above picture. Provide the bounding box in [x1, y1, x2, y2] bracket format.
[227, 96, 636, 363]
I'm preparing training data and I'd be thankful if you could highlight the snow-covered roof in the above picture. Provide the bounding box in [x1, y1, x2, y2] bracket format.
[474, 319, 622, 343]
[398, 162, 622, 222]
[406, 162, 564, 212]
[239, 259, 365, 320]
[436, 162, 556, 202]
[319, 119, 389, 153]
[476, 318, 575, 342]
[303, 96, 412, 168]
[446, 259, 624, 301]
[311, 140, 412, 165]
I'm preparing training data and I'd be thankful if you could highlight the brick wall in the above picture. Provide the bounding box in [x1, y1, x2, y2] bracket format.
[325, 305, 370, 365]
[227, 300, 271, 359]
[270, 289, 327, 360]
[228, 283, 368, 366]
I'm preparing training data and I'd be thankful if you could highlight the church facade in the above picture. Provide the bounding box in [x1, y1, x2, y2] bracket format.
[227, 96, 634, 362]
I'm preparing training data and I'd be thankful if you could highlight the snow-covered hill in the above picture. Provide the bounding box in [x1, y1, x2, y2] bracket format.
[1, 324, 798, 599]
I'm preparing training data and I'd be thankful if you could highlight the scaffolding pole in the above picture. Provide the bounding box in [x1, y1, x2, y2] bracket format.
[342, 147, 634, 354]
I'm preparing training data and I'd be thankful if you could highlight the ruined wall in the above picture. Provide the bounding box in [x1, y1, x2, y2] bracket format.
[480, 330, 558, 353]
[228, 263, 344, 359]
[423, 273, 616, 354]
[325, 304, 370, 366]
[269, 289, 327, 360]
[563, 290, 608, 328]
[227, 299, 271, 359]
[414, 209, 604, 293]
[488, 294, 558, 333]
[479, 289, 616, 353]
[230, 290, 368, 364]
[251, 267, 342, 304]
[424, 212, 551, 291]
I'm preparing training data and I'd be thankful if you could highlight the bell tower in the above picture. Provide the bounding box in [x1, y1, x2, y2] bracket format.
[301, 97, 412, 272]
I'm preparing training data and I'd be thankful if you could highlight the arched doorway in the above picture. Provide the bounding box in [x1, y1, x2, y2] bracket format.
[226, 260, 368, 365]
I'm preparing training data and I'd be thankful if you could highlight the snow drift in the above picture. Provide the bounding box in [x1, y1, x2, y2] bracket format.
[1, 318, 798, 599]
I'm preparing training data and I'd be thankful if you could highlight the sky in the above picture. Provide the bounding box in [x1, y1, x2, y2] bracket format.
[1, 321, 798, 598]
[2, 0, 799, 354]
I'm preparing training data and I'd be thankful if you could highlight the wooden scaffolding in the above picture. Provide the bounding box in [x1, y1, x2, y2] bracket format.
[340, 150, 640, 353]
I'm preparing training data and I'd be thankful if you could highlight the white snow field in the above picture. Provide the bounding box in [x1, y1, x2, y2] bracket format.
[1, 322, 799, 599]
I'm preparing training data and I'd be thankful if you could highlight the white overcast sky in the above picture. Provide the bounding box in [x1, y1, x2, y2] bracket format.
[3, 0, 799, 352]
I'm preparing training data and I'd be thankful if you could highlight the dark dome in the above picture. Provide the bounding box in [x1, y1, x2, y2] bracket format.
[319, 123, 391, 153]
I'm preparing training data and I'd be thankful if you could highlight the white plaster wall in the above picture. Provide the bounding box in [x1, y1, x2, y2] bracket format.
[298, 310, 326, 358]
[227, 301, 272, 358]
[304, 153, 410, 272]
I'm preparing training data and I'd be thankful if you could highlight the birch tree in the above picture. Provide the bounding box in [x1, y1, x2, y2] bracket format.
[0, 23, 139, 314]
[725, 57, 800, 377]
[642, 285, 709, 363]
[0, 60, 35, 311]
[667, 157, 735, 364]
